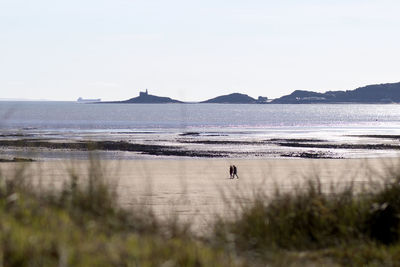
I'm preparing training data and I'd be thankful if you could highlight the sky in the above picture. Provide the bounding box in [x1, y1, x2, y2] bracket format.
[0, 0, 399, 101]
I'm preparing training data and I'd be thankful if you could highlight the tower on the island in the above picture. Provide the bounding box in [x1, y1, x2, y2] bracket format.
[139, 89, 149, 97]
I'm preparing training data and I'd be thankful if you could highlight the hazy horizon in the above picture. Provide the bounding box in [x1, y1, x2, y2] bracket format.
[1, 80, 400, 103]
[1, 1, 399, 101]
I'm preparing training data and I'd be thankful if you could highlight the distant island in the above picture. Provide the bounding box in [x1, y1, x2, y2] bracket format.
[100, 82, 400, 104]
[103, 91, 269, 104]
[201, 93, 268, 104]
[104, 90, 182, 104]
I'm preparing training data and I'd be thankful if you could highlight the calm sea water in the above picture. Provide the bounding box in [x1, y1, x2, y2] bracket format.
[0, 101, 400, 159]
[1, 101, 400, 129]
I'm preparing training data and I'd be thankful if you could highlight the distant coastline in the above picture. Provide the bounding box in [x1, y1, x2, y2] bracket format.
[96, 81, 400, 104]
[271, 82, 400, 104]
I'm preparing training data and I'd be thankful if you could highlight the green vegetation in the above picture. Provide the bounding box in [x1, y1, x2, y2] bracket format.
[2, 159, 400, 266]
[213, 164, 400, 266]
[0, 160, 242, 267]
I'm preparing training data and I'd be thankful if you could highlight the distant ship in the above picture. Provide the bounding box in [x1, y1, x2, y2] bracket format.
[77, 97, 101, 103]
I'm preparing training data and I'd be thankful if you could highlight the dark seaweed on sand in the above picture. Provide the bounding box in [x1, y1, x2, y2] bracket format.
[0, 140, 227, 158]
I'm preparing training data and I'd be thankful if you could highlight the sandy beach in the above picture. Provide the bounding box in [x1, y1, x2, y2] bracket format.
[1, 157, 398, 230]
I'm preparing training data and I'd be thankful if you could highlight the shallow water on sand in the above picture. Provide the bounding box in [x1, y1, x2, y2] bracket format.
[1, 102, 400, 160]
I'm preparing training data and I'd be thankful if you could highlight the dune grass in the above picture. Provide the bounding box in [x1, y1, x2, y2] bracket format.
[0, 159, 243, 267]
[2, 158, 400, 266]
[212, 161, 400, 266]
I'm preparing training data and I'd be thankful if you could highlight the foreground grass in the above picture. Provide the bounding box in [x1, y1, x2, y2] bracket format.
[0, 160, 243, 267]
[3, 158, 400, 266]
[1, 207, 235, 266]
[213, 162, 400, 266]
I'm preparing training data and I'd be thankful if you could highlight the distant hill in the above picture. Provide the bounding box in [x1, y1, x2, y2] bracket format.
[201, 93, 257, 104]
[272, 82, 400, 104]
[99, 82, 400, 105]
[111, 90, 182, 104]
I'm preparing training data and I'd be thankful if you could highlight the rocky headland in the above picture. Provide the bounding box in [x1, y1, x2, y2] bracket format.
[272, 82, 400, 104]
[105, 90, 182, 104]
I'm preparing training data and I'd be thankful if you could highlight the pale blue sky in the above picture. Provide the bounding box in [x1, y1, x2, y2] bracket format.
[1, 0, 399, 101]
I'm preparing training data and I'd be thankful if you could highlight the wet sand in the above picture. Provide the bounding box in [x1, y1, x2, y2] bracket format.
[1, 134, 400, 160]
[1, 157, 398, 230]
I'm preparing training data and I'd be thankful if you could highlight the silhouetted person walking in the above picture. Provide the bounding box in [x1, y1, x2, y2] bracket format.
[233, 165, 239, 179]
[229, 165, 233, 179]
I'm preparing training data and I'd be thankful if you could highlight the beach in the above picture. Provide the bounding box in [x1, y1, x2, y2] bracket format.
[1, 102, 400, 263]
[1, 102, 400, 228]
[3, 2, 400, 263]
[1, 157, 397, 230]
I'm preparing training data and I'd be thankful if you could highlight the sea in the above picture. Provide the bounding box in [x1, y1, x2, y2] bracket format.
[1, 101, 400, 160]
